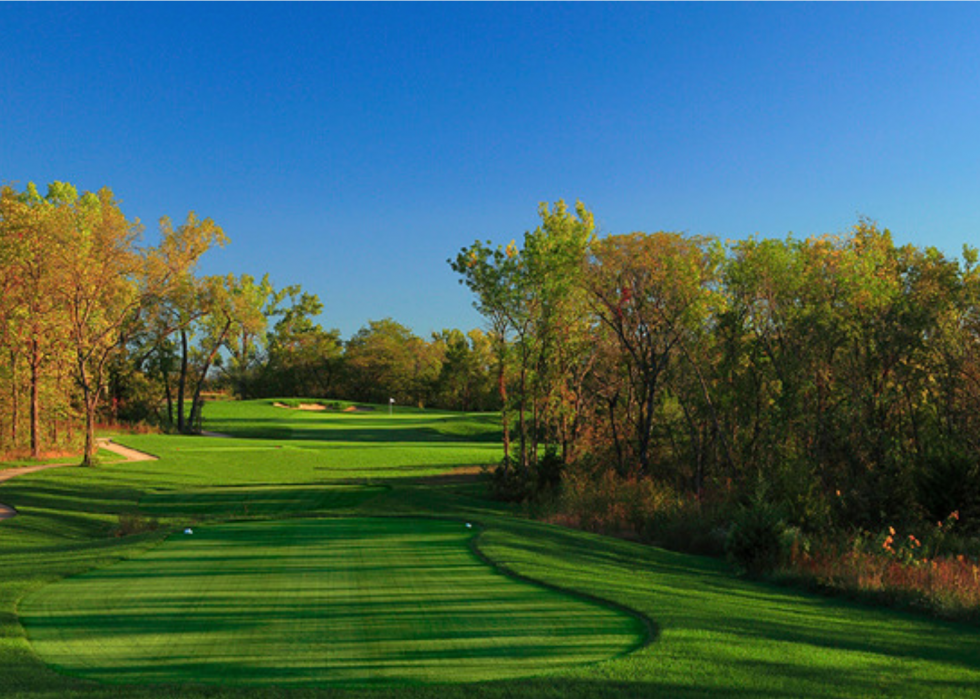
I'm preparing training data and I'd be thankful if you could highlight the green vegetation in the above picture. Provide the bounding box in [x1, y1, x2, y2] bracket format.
[3, 181, 980, 694]
[2, 401, 980, 697]
[23, 517, 643, 686]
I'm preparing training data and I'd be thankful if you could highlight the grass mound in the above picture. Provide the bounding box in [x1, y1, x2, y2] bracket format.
[21, 517, 645, 686]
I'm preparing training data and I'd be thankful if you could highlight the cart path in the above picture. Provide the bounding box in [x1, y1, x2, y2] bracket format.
[0, 439, 158, 521]
[95, 438, 159, 462]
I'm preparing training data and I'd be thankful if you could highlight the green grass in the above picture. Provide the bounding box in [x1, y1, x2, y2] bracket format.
[1, 399, 980, 698]
[0, 449, 120, 471]
[22, 517, 644, 686]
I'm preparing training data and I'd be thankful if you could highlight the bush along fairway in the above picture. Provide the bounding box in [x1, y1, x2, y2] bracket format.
[1, 399, 979, 698]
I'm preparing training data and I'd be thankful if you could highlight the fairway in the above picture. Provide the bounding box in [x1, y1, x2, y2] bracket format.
[138, 483, 387, 519]
[21, 517, 646, 686]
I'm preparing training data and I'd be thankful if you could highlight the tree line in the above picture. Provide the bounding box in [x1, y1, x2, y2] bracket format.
[5, 181, 978, 537]
[0, 181, 498, 465]
[453, 201, 980, 536]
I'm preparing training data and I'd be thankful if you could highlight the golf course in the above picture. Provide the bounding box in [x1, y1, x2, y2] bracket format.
[2, 400, 980, 698]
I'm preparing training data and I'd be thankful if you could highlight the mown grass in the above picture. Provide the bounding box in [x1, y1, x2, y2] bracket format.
[1, 399, 979, 698]
[22, 517, 644, 687]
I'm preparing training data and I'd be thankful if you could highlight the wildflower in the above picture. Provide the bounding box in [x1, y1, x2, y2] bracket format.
[888, 526, 896, 536]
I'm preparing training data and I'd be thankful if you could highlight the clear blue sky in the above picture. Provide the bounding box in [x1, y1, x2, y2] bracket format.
[3, 3, 979, 339]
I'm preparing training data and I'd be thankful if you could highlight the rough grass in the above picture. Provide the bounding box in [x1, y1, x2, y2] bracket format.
[1, 400, 980, 698]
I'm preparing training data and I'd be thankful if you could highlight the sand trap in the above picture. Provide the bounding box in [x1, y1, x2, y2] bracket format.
[273, 401, 375, 413]
[273, 401, 327, 411]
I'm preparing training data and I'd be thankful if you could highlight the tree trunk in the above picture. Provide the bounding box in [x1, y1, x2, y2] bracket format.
[163, 366, 174, 430]
[82, 392, 97, 467]
[76, 354, 98, 467]
[497, 344, 510, 465]
[30, 338, 41, 458]
[188, 319, 232, 432]
[177, 329, 189, 433]
[10, 350, 19, 445]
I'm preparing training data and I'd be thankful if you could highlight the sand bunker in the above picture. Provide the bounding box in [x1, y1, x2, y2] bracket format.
[273, 402, 328, 411]
[273, 401, 374, 413]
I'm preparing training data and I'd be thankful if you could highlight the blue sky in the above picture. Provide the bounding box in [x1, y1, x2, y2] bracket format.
[3, 3, 979, 338]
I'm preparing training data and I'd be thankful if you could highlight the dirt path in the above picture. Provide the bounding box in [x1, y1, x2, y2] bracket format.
[96, 438, 159, 462]
[0, 439, 158, 521]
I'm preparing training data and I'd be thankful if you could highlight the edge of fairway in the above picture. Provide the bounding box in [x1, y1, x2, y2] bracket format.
[465, 520, 660, 656]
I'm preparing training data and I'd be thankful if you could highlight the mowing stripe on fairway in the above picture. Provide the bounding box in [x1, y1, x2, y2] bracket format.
[21, 517, 645, 686]
[138, 484, 387, 519]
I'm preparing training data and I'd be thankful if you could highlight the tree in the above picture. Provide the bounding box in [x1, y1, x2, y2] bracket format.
[521, 200, 595, 466]
[0, 184, 67, 456]
[586, 231, 721, 477]
[344, 318, 439, 406]
[47, 185, 147, 465]
[257, 286, 343, 399]
[142, 212, 228, 432]
[451, 239, 521, 463]
[220, 274, 275, 399]
[185, 273, 269, 431]
[431, 328, 496, 412]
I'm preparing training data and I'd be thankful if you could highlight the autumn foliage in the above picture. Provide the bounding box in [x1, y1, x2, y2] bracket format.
[454, 202, 980, 617]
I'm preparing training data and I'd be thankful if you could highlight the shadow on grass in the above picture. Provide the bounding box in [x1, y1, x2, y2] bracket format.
[200, 414, 503, 444]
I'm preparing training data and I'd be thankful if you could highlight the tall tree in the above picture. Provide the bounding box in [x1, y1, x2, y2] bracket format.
[143, 212, 227, 432]
[586, 232, 720, 476]
[48, 185, 147, 465]
[0, 184, 63, 456]
[259, 286, 343, 399]
[450, 240, 523, 463]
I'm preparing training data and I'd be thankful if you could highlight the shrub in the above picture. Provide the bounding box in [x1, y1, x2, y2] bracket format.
[917, 447, 980, 532]
[535, 446, 564, 493]
[114, 512, 159, 537]
[726, 500, 787, 576]
[488, 458, 533, 502]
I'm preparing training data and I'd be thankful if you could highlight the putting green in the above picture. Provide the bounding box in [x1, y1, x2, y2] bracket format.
[21, 518, 646, 686]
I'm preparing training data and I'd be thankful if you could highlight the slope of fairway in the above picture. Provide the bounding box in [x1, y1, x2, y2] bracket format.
[21, 517, 646, 686]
